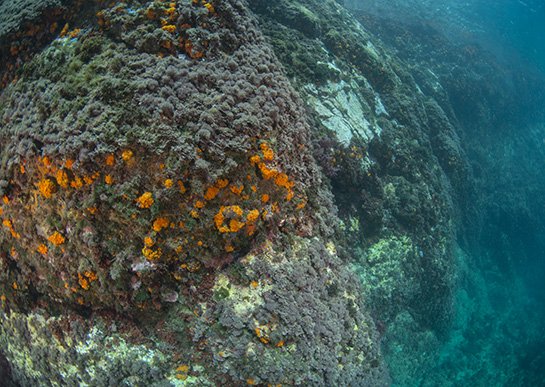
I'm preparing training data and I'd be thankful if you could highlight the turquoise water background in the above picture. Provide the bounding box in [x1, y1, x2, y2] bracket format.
[346, 0, 545, 385]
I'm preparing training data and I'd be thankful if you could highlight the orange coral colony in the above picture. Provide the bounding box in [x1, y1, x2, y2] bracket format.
[48, 231, 65, 246]
[38, 178, 57, 198]
[136, 192, 154, 208]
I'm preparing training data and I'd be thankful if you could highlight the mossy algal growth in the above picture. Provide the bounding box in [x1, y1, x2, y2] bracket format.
[0, 0, 388, 386]
[250, 0, 462, 335]
[252, 1, 545, 386]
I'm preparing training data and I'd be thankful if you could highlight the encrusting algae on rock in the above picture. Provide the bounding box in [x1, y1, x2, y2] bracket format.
[0, 0, 389, 386]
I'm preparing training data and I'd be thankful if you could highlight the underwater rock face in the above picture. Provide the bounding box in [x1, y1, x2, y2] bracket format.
[0, 0, 388, 386]
[253, 1, 545, 386]
[0, 0, 61, 39]
[250, 0, 459, 336]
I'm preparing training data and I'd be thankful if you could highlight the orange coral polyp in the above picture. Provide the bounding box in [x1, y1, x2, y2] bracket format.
[247, 209, 259, 223]
[204, 186, 220, 201]
[142, 246, 162, 260]
[78, 271, 98, 290]
[165, 7, 178, 19]
[152, 217, 170, 232]
[296, 199, 307, 210]
[70, 177, 83, 188]
[65, 159, 75, 169]
[229, 219, 245, 232]
[258, 163, 278, 179]
[144, 237, 155, 247]
[231, 205, 244, 217]
[48, 231, 65, 246]
[204, 3, 214, 13]
[39, 178, 56, 198]
[136, 192, 154, 208]
[215, 205, 245, 232]
[230, 185, 244, 195]
[78, 273, 89, 290]
[106, 155, 115, 166]
[217, 179, 229, 188]
[122, 150, 133, 161]
[249, 155, 260, 165]
[275, 173, 290, 188]
[37, 244, 48, 255]
[214, 211, 225, 229]
[263, 149, 274, 161]
[162, 25, 176, 33]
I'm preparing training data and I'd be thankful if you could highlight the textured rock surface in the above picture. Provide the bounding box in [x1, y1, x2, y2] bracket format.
[251, 1, 545, 386]
[250, 0, 460, 337]
[301, 77, 384, 146]
[0, 0, 388, 386]
[4, 0, 541, 385]
[0, 0, 60, 39]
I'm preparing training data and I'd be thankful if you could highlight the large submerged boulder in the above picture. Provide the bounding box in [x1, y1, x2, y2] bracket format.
[0, 0, 389, 386]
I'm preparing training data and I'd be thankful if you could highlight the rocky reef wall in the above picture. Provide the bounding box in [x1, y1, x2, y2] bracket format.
[248, 1, 545, 386]
[3, 0, 540, 385]
[0, 0, 391, 386]
[249, 0, 465, 335]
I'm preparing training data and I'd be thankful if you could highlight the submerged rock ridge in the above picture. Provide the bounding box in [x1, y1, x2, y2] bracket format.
[251, 1, 545, 386]
[250, 0, 461, 332]
[0, 0, 388, 386]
